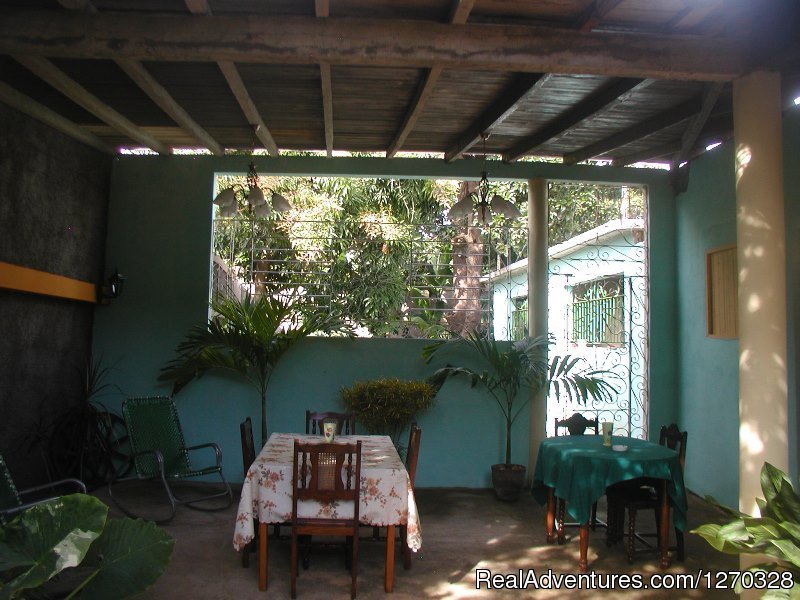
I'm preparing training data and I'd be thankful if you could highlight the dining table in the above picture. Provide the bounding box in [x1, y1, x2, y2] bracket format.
[531, 434, 687, 571]
[233, 432, 422, 593]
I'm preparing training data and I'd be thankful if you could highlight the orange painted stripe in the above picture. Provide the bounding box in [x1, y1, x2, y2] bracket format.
[0, 261, 98, 303]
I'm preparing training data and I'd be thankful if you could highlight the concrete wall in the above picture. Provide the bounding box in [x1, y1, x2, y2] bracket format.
[0, 104, 111, 487]
[675, 107, 800, 506]
[92, 156, 677, 487]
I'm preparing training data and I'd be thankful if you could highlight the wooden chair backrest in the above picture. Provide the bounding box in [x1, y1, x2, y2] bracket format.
[292, 441, 362, 524]
[554, 412, 599, 436]
[405, 423, 422, 489]
[659, 423, 688, 470]
[240, 417, 255, 475]
[305, 410, 356, 435]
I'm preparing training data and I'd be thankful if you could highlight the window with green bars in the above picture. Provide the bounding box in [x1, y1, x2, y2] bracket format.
[571, 275, 624, 345]
[511, 297, 528, 341]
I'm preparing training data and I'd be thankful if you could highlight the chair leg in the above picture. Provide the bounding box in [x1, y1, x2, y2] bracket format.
[351, 529, 359, 599]
[290, 532, 298, 599]
[676, 528, 685, 561]
[241, 540, 251, 568]
[556, 499, 566, 544]
[590, 501, 598, 530]
[401, 525, 411, 570]
[627, 508, 637, 564]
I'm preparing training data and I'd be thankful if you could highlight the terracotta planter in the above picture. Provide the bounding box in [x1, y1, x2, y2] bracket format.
[491, 463, 526, 502]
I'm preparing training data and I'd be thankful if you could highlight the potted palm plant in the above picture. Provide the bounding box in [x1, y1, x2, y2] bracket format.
[159, 290, 352, 444]
[423, 333, 614, 501]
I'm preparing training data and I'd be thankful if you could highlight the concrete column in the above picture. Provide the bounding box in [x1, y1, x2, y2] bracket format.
[527, 178, 548, 478]
[733, 70, 788, 519]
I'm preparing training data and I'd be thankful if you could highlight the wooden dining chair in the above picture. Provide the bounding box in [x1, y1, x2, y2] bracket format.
[553, 413, 600, 541]
[305, 410, 356, 435]
[291, 440, 362, 599]
[400, 423, 421, 569]
[240, 417, 256, 568]
[606, 423, 688, 563]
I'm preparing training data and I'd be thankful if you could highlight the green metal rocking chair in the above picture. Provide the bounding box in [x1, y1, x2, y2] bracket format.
[108, 396, 232, 523]
[1, 453, 86, 522]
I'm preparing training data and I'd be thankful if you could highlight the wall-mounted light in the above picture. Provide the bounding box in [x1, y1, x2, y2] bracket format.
[99, 268, 125, 304]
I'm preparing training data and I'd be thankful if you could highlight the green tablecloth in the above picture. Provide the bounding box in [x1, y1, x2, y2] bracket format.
[531, 435, 687, 530]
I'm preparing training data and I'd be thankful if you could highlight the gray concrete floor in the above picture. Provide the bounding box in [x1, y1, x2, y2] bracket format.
[96, 485, 739, 599]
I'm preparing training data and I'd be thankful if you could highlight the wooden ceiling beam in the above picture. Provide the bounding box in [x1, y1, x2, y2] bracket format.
[448, 0, 476, 24]
[59, 0, 221, 153]
[670, 82, 723, 168]
[0, 81, 113, 154]
[184, 2, 279, 155]
[502, 78, 645, 162]
[217, 61, 279, 156]
[0, 10, 749, 82]
[320, 62, 333, 157]
[573, 0, 623, 32]
[386, 0, 475, 158]
[116, 59, 224, 154]
[444, 73, 550, 163]
[185, 0, 212, 15]
[14, 55, 170, 154]
[315, 0, 330, 18]
[562, 96, 702, 165]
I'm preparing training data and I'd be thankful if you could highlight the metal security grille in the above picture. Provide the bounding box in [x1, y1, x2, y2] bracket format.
[211, 217, 527, 339]
[571, 276, 624, 345]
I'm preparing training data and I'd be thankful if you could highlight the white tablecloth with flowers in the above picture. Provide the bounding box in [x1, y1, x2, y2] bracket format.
[233, 433, 422, 553]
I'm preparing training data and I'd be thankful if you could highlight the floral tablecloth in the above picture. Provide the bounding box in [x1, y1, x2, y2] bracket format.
[233, 433, 422, 552]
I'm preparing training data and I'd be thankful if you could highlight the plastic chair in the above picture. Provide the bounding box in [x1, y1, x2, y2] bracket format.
[305, 410, 355, 435]
[108, 396, 232, 523]
[606, 423, 688, 563]
[553, 413, 600, 541]
[0, 453, 86, 522]
[291, 440, 362, 599]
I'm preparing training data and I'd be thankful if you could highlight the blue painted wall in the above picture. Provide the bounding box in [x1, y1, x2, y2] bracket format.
[675, 107, 800, 506]
[675, 143, 740, 506]
[93, 156, 676, 487]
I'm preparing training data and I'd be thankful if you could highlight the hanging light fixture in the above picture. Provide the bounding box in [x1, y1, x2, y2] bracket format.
[212, 161, 293, 218]
[447, 133, 522, 223]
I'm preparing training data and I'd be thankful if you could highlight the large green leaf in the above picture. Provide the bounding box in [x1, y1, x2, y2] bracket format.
[75, 518, 175, 600]
[0, 494, 107, 600]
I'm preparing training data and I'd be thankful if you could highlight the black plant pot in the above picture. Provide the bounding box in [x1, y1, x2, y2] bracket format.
[491, 463, 526, 502]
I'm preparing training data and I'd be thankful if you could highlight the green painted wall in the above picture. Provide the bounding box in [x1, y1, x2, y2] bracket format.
[784, 109, 800, 482]
[675, 143, 739, 506]
[675, 107, 800, 506]
[93, 155, 677, 486]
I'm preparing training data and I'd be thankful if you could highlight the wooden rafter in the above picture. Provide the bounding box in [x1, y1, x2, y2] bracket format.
[57, 0, 96, 12]
[58, 0, 220, 153]
[14, 55, 170, 154]
[386, 0, 475, 158]
[444, 73, 550, 163]
[671, 82, 723, 168]
[447, 0, 476, 24]
[573, 0, 623, 32]
[502, 78, 645, 162]
[320, 62, 334, 157]
[562, 96, 702, 165]
[0, 81, 113, 154]
[184, 0, 211, 15]
[315, 0, 330, 18]
[183, 2, 279, 155]
[217, 61, 279, 156]
[116, 59, 223, 155]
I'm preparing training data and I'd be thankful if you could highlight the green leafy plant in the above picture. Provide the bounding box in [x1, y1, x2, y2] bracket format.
[692, 462, 800, 598]
[159, 291, 352, 444]
[423, 333, 615, 466]
[340, 378, 436, 451]
[48, 356, 130, 489]
[0, 493, 174, 600]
